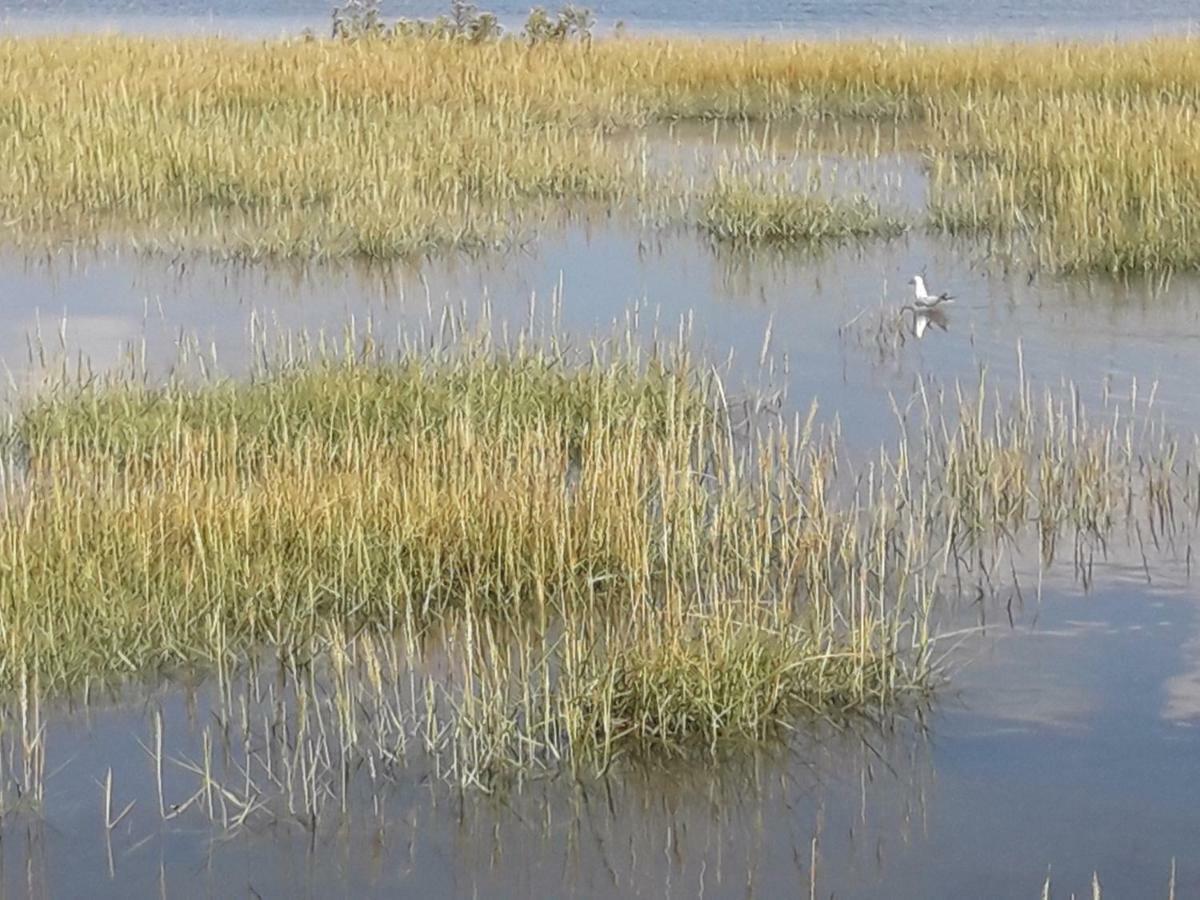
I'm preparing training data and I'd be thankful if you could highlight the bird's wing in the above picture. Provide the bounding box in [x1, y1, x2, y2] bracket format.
[914, 314, 928, 338]
[928, 307, 949, 331]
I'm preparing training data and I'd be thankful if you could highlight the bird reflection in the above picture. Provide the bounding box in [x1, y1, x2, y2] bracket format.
[901, 302, 951, 338]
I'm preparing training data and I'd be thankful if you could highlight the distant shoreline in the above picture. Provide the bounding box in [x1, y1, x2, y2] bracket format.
[0, 11, 1196, 42]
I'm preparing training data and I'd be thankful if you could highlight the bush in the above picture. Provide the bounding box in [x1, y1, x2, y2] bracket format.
[331, 1, 592, 45]
[522, 4, 595, 44]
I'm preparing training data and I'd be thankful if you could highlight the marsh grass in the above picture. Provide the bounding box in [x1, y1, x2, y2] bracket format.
[700, 166, 906, 244]
[8, 34, 1200, 266]
[929, 94, 1200, 272]
[0, 306, 1197, 803]
[0, 315, 945, 789]
[0, 37, 641, 258]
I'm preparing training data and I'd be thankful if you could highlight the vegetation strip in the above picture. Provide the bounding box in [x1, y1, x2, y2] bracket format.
[0, 315, 1195, 789]
[5, 25, 1200, 268]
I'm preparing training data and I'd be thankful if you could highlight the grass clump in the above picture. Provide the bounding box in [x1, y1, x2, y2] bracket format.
[929, 93, 1200, 272]
[3, 316, 1196, 793]
[16, 347, 694, 469]
[0, 36, 637, 259]
[0, 323, 933, 774]
[568, 617, 899, 758]
[700, 168, 905, 245]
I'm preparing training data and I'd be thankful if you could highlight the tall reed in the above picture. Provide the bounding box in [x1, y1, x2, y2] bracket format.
[3, 312, 1197, 785]
[1, 319, 938, 774]
[6, 35, 1200, 266]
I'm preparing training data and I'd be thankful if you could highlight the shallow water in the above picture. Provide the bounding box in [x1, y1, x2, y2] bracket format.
[5, 562, 1199, 898]
[8, 217, 1200, 446]
[1, 0, 1197, 38]
[5, 141, 1200, 897]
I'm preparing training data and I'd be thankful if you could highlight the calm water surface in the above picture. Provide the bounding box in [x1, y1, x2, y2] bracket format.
[0, 0, 1197, 37]
[6, 213, 1200, 897]
[2, 122, 1200, 898]
[6, 566, 1199, 898]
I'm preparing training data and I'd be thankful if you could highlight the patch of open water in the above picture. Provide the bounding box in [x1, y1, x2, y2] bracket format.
[1, 0, 1197, 39]
[8, 220, 1200, 445]
[5, 565, 1199, 898]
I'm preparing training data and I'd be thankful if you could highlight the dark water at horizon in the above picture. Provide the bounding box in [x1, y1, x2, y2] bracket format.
[0, 0, 1197, 38]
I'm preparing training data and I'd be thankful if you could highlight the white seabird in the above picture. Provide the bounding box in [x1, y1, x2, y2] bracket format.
[908, 274, 955, 308]
[902, 273, 954, 338]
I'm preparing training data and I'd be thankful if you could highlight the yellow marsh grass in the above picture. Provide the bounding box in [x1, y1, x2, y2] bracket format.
[929, 95, 1200, 271]
[0, 328, 932, 765]
[3, 321, 1197, 777]
[7, 35, 1200, 266]
[701, 164, 906, 244]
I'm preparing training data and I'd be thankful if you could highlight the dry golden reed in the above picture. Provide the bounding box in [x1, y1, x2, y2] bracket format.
[0, 321, 935, 774]
[5, 34, 1200, 267]
[2, 313, 1196, 784]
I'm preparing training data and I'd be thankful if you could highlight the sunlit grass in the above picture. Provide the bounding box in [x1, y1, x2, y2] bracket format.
[6, 34, 1200, 267]
[929, 93, 1200, 272]
[0, 313, 1197, 840]
[0, 322, 939, 781]
[700, 167, 906, 244]
[2, 312, 1197, 791]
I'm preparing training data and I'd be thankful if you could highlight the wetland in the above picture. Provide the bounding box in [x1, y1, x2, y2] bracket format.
[1, 5, 1200, 897]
